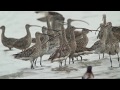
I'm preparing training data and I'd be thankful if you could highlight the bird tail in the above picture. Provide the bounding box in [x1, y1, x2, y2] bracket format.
[12, 53, 22, 59]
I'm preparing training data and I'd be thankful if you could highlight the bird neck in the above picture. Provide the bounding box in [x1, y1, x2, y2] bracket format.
[82, 33, 88, 40]
[46, 17, 55, 36]
[67, 22, 71, 28]
[101, 26, 108, 43]
[1, 29, 5, 39]
[71, 30, 76, 41]
[26, 27, 31, 37]
[103, 16, 106, 25]
[36, 36, 41, 46]
[43, 32, 49, 44]
[52, 20, 62, 34]
[61, 25, 68, 44]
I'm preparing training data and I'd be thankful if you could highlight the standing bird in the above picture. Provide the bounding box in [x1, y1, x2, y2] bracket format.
[90, 23, 109, 60]
[74, 29, 96, 61]
[13, 32, 43, 69]
[0, 26, 18, 51]
[65, 19, 89, 61]
[48, 24, 71, 68]
[13, 24, 40, 51]
[82, 66, 94, 79]
[68, 26, 87, 65]
[68, 26, 77, 65]
[105, 22, 120, 67]
[46, 15, 64, 54]
[34, 26, 50, 66]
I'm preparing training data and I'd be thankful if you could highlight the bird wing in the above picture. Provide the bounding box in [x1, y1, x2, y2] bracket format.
[13, 45, 36, 60]
[48, 47, 61, 60]
[13, 36, 30, 48]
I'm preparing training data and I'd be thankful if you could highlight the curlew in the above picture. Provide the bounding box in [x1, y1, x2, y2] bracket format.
[13, 32, 43, 69]
[33, 14, 63, 54]
[90, 24, 108, 59]
[67, 26, 89, 65]
[75, 29, 91, 53]
[46, 15, 64, 54]
[48, 24, 71, 68]
[0, 26, 18, 51]
[104, 22, 120, 67]
[97, 14, 120, 43]
[12, 24, 41, 51]
[68, 26, 77, 65]
[82, 66, 94, 79]
[34, 26, 50, 66]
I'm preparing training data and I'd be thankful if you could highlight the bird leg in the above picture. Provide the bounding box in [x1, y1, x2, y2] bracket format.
[76, 57, 79, 61]
[40, 57, 43, 67]
[9, 48, 12, 50]
[65, 59, 67, 66]
[30, 60, 34, 69]
[116, 51, 120, 67]
[109, 52, 112, 67]
[59, 61, 63, 68]
[72, 57, 74, 64]
[34, 58, 38, 66]
[99, 54, 101, 60]
[69, 58, 71, 64]
[103, 53, 105, 58]
[80, 56, 83, 61]
[61, 62, 63, 66]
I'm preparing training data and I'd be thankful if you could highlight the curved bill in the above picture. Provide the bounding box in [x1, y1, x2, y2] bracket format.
[75, 28, 98, 32]
[30, 25, 43, 28]
[90, 30, 99, 31]
[37, 17, 47, 22]
[70, 19, 89, 25]
[75, 27, 86, 29]
[97, 26, 101, 30]
[58, 22, 67, 25]
[30, 25, 61, 32]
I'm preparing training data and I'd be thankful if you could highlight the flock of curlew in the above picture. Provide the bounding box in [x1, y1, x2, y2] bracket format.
[1, 11, 120, 79]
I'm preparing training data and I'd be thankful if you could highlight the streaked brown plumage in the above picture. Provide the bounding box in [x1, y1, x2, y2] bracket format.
[75, 29, 90, 53]
[12, 24, 32, 51]
[48, 24, 71, 67]
[34, 26, 49, 66]
[13, 32, 42, 69]
[105, 22, 120, 67]
[89, 40, 105, 59]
